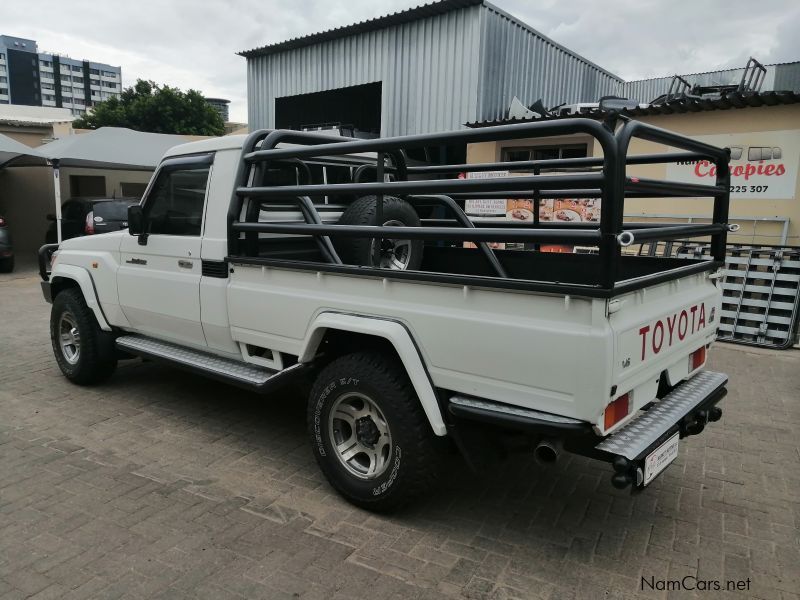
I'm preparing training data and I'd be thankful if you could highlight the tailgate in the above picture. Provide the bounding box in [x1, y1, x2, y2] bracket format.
[605, 270, 722, 432]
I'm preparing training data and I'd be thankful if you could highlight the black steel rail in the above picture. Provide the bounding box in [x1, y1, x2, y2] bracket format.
[225, 117, 730, 297]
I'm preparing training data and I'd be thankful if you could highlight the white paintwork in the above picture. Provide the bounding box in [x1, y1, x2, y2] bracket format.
[48, 139, 725, 438]
[49, 263, 112, 331]
[117, 233, 206, 347]
[299, 312, 446, 435]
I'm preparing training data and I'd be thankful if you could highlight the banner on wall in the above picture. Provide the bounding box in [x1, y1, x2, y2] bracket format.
[462, 171, 601, 251]
[665, 130, 800, 200]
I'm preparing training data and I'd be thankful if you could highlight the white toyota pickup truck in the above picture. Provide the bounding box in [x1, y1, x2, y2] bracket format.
[39, 115, 732, 510]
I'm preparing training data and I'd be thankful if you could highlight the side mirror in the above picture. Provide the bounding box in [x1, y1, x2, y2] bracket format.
[599, 96, 640, 112]
[128, 205, 144, 235]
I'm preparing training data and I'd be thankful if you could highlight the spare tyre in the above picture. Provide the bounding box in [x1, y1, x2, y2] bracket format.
[336, 195, 423, 270]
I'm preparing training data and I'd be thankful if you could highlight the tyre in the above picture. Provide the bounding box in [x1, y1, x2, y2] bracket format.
[336, 195, 423, 270]
[50, 288, 117, 384]
[0, 256, 13, 273]
[307, 351, 440, 511]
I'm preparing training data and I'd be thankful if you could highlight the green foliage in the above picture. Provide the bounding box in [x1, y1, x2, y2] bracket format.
[73, 79, 225, 136]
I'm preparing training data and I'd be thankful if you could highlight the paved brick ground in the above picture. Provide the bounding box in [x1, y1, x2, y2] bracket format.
[1, 267, 798, 599]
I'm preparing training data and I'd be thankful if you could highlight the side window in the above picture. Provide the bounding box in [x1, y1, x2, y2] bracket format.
[144, 165, 210, 236]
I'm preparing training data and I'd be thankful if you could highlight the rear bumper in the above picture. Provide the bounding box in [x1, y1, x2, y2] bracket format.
[590, 370, 727, 489]
[446, 370, 727, 490]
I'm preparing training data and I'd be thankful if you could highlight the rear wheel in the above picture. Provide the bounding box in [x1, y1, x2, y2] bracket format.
[336, 195, 423, 270]
[50, 288, 117, 384]
[307, 351, 440, 511]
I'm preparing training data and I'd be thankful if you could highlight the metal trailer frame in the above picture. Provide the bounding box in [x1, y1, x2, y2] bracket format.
[225, 117, 731, 298]
[625, 240, 800, 350]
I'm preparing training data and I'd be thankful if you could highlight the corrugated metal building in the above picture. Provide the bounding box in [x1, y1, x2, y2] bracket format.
[239, 0, 622, 136]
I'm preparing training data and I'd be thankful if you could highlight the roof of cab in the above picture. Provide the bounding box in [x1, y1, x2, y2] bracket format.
[163, 134, 246, 158]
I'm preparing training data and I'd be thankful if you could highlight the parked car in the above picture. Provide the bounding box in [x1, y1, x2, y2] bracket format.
[0, 215, 13, 273]
[39, 118, 730, 511]
[45, 197, 139, 243]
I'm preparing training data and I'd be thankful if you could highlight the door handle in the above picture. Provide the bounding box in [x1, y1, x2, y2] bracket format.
[126, 258, 147, 265]
[178, 260, 193, 269]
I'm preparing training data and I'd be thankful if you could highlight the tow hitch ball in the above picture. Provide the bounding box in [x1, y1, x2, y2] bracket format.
[682, 406, 723, 437]
[611, 456, 640, 490]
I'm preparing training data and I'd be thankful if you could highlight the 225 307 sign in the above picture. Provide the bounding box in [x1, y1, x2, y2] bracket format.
[666, 130, 799, 200]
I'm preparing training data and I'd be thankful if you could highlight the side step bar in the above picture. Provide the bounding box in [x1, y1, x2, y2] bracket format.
[116, 335, 308, 392]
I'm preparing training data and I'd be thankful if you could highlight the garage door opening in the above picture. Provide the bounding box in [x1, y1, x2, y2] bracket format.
[275, 82, 382, 137]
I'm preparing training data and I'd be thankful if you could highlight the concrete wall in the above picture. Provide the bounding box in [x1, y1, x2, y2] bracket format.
[0, 166, 154, 257]
[466, 104, 800, 245]
[0, 166, 53, 258]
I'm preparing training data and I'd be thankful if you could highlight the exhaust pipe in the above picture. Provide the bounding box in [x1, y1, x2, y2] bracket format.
[534, 438, 560, 465]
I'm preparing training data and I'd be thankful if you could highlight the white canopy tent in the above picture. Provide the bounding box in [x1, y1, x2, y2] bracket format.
[0, 132, 45, 169]
[6, 127, 193, 242]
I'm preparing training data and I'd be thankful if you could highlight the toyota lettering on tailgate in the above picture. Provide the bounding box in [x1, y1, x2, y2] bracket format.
[638, 303, 715, 360]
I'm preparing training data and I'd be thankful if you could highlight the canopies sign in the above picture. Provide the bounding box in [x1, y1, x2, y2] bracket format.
[666, 130, 799, 200]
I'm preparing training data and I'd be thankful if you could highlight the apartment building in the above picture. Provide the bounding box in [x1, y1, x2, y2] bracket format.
[0, 35, 122, 117]
[204, 97, 230, 122]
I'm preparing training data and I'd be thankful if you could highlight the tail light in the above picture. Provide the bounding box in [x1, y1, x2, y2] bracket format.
[690, 346, 706, 371]
[85, 211, 95, 234]
[0, 217, 5, 226]
[604, 393, 630, 431]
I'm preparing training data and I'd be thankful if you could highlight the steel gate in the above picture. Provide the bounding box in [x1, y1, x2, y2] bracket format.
[632, 242, 800, 349]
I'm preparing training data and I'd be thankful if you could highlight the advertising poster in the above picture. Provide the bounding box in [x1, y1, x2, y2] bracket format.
[665, 130, 800, 200]
[463, 171, 601, 251]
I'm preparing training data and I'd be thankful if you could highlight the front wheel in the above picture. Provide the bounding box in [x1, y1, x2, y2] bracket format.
[307, 352, 440, 511]
[50, 288, 117, 384]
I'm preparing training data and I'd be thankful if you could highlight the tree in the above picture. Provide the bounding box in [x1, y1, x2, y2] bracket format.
[73, 79, 225, 136]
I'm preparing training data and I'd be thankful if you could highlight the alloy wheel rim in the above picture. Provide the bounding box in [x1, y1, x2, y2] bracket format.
[58, 312, 81, 365]
[372, 219, 413, 270]
[328, 391, 393, 480]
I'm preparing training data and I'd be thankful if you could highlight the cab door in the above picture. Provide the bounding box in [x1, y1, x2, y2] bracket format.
[117, 154, 213, 347]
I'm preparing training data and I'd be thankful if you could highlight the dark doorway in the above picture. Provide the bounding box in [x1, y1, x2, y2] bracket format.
[275, 82, 382, 136]
[69, 175, 106, 197]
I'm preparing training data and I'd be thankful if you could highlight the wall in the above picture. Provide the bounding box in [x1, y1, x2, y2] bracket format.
[0, 125, 52, 147]
[622, 105, 800, 245]
[0, 166, 154, 257]
[466, 104, 800, 245]
[55, 167, 153, 201]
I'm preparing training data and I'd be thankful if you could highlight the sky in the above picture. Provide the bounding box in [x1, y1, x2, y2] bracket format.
[1, 0, 798, 123]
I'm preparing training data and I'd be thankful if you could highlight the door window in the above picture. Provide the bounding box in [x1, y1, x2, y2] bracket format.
[144, 165, 210, 236]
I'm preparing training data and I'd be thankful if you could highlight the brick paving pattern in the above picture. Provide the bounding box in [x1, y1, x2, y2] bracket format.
[1, 266, 799, 599]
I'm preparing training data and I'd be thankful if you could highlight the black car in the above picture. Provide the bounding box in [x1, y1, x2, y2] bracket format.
[46, 197, 140, 243]
[0, 215, 13, 273]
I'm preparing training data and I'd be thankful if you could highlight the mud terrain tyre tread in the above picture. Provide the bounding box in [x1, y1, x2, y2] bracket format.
[307, 351, 440, 511]
[50, 288, 117, 385]
[336, 195, 423, 270]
